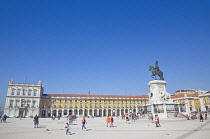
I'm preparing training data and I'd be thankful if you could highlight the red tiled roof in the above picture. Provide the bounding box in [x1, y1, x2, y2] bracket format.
[171, 93, 198, 99]
[43, 94, 149, 98]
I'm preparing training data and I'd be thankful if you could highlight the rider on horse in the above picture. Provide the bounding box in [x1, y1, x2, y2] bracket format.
[155, 61, 160, 74]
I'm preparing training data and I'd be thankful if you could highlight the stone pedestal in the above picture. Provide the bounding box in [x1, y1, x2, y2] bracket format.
[147, 80, 176, 118]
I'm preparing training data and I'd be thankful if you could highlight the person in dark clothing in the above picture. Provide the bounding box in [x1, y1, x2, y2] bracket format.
[34, 115, 39, 128]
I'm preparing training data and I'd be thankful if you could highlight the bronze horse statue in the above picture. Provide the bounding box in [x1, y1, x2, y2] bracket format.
[149, 66, 164, 80]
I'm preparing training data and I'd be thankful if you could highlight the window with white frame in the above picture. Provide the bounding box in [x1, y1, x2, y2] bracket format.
[11, 89, 15, 95]
[34, 90, 37, 96]
[28, 90, 31, 96]
[32, 101, 36, 108]
[17, 89, 21, 95]
[23, 90, 26, 96]
[9, 100, 13, 107]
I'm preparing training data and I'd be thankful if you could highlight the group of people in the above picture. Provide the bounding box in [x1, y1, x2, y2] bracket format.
[121, 113, 138, 123]
[67, 115, 76, 125]
[0, 114, 8, 123]
[65, 116, 87, 135]
[199, 112, 208, 122]
[106, 116, 114, 127]
[185, 111, 208, 121]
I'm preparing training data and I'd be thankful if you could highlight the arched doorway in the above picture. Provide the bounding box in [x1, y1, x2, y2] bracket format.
[89, 109, 92, 116]
[117, 109, 120, 116]
[121, 109, 124, 115]
[84, 109, 88, 116]
[74, 109, 78, 116]
[94, 109, 97, 116]
[99, 109, 102, 116]
[63, 110, 67, 115]
[125, 109, 128, 114]
[79, 109, 82, 116]
[103, 109, 106, 116]
[108, 109, 111, 116]
[58, 110, 62, 117]
[53, 110, 56, 117]
[69, 109, 72, 115]
[41, 110, 46, 117]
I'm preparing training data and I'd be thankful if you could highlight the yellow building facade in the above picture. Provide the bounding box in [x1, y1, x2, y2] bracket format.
[40, 94, 149, 117]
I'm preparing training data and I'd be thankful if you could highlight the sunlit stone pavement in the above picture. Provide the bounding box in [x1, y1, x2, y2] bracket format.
[0, 117, 209, 139]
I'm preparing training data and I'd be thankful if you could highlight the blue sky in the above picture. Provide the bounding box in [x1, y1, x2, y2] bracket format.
[0, 0, 210, 111]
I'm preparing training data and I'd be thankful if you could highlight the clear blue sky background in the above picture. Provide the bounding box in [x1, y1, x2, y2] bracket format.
[0, 0, 210, 111]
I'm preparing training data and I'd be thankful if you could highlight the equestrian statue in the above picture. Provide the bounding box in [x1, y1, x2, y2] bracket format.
[149, 61, 164, 80]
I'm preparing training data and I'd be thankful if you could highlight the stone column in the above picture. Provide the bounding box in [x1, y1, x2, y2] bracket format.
[56, 110, 59, 117]
[102, 109, 104, 117]
[106, 109, 108, 116]
[72, 109, 75, 115]
[77, 109, 79, 117]
[92, 109, 95, 117]
[178, 104, 181, 112]
[199, 97, 205, 111]
[87, 109, 89, 116]
[135, 107, 138, 114]
[185, 99, 190, 115]
[124, 109, 126, 115]
[97, 109, 99, 115]
[192, 100, 196, 111]
[51, 110, 53, 117]
[83, 109, 85, 116]
[163, 103, 167, 114]
[62, 109, 64, 116]
[111, 109, 113, 116]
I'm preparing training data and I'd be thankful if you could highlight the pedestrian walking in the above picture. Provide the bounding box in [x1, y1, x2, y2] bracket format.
[4, 114, 7, 122]
[106, 116, 111, 127]
[126, 115, 129, 124]
[200, 113, 204, 122]
[82, 117, 87, 130]
[2, 114, 6, 123]
[110, 116, 114, 127]
[68, 115, 73, 125]
[65, 123, 71, 135]
[155, 115, 160, 127]
[204, 111, 207, 120]
[33, 114, 39, 128]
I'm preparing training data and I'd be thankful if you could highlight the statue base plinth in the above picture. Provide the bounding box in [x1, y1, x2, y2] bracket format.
[147, 80, 176, 119]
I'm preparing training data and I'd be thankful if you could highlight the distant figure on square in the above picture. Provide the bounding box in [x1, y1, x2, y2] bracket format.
[200, 113, 204, 122]
[34, 114, 39, 128]
[126, 115, 129, 124]
[204, 111, 207, 120]
[110, 116, 114, 127]
[106, 116, 111, 127]
[65, 123, 71, 135]
[82, 117, 87, 130]
[155, 115, 160, 127]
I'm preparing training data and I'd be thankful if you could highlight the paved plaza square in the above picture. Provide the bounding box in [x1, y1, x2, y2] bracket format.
[0, 117, 209, 139]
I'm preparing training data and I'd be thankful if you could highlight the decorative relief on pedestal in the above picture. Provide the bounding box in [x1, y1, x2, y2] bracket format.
[159, 92, 171, 101]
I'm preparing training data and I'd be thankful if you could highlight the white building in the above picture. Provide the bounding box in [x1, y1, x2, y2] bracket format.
[174, 89, 208, 95]
[4, 79, 44, 117]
